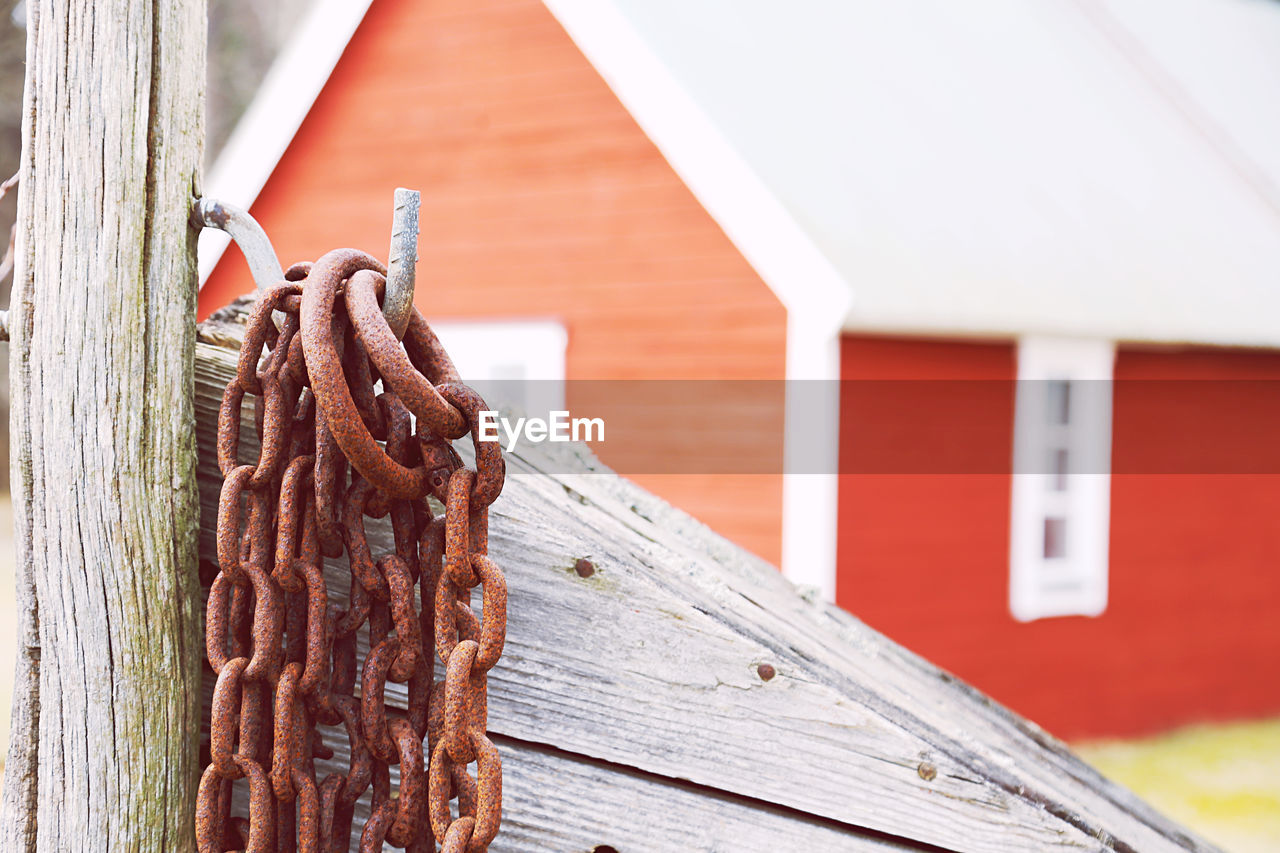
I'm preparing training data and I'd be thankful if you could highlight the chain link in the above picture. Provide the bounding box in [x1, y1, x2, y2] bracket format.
[198, 248, 508, 852]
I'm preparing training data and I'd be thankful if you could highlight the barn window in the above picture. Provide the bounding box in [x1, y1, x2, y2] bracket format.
[1008, 336, 1114, 622]
[429, 320, 568, 416]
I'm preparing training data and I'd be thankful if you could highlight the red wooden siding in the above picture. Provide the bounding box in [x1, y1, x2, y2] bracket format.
[837, 335, 1280, 740]
[200, 0, 787, 564]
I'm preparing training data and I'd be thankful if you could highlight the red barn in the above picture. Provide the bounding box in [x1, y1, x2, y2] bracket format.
[198, 0, 1280, 741]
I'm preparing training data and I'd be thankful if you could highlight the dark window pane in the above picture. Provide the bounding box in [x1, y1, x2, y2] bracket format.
[1051, 448, 1069, 490]
[1047, 379, 1071, 425]
[1043, 517, 1067, 559]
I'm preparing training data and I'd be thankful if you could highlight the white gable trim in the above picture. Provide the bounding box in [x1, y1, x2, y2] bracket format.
[198, 0, 375, 285]
[542, 0, 851, 598]
[540, 0, 851, 328]
[200, 0, 850, 598]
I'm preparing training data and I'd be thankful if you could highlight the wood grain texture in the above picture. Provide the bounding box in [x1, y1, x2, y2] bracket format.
[493, 739, 919, 852]
[194, 306, 1216, 852]
[196, 676, 918, 853]
[2, 1, 205, 851]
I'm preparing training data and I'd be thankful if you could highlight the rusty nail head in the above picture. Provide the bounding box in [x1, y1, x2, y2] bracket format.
[574, 558, 595, 578]
[756, 663, 776, 682]
[917, 762, 937, 781]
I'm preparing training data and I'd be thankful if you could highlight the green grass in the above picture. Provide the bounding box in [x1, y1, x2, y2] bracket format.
[1077, 718, 1280, 853]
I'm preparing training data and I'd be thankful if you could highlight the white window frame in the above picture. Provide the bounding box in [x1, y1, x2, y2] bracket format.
[1009, 336, 1115, 622]
[429, 319, 568, 415]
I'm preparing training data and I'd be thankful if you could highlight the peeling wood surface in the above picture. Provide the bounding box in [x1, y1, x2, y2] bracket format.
[1, 2, 205, 851]
[195, 306, 1217, 852]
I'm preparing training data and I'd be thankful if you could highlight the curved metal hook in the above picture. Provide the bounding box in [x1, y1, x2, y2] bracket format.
[385, 188, 419, 340]
[191, 197, 285, 293]
[194, 192, 418, 338]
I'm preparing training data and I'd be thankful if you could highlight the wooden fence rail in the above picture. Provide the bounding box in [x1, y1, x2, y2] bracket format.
[196, 304, 1217, 853]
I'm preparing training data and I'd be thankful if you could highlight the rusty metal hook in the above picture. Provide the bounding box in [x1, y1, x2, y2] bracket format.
[385, 188, 419, 340]
[194, 191, 417, 338]
[191, 197, 285, 294]
[190, 194, 428, 337]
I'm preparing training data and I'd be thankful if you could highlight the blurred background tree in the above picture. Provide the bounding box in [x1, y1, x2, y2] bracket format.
[205, 0, 315, 167]
[0, 1, 27, 494]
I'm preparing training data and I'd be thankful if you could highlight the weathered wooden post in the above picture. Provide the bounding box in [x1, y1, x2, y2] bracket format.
[1, 1, 206, 850]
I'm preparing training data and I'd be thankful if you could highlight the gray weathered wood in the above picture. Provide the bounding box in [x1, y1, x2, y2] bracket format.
[493, 739, 919, 852]
[197, 678, 919, 852]
[2, 1, 206, 851]
[195, 305, 1217, 852]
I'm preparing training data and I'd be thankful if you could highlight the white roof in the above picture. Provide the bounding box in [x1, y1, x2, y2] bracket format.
[588, 0, 1280, 346]
[208, 0, 1280, 347]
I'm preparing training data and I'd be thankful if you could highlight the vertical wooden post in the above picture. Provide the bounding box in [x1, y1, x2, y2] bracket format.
[2, 1, 205, 850]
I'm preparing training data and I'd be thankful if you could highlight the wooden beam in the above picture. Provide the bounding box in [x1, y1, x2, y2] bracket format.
[194, 305, 1217, 852]
[2, 2, 205, 850]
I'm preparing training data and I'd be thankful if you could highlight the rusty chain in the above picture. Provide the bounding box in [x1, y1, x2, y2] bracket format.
[198, 248, 508, 852]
